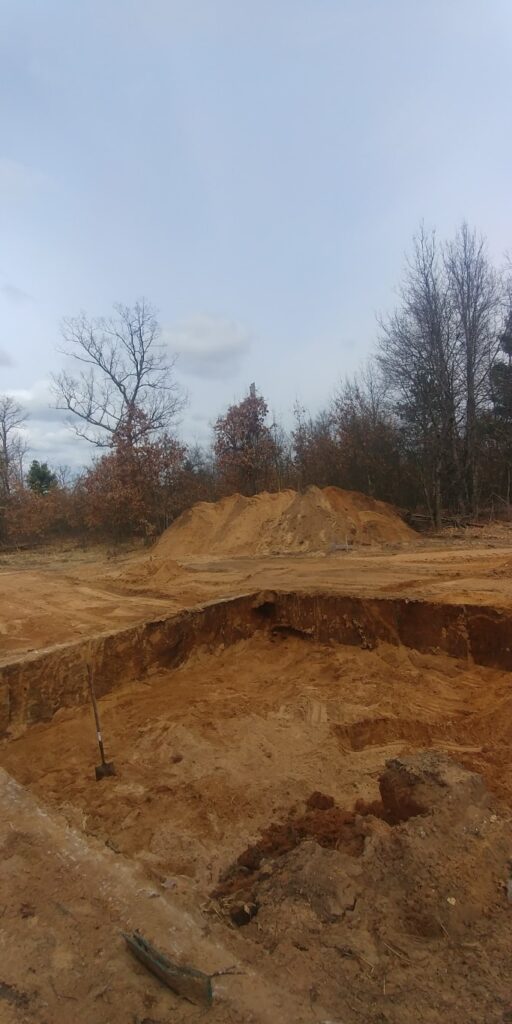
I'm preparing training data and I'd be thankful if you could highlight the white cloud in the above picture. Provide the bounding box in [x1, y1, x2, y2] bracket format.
[164, 313, 251, 379]
[6, 381, 90, 468]
[7, 380, 62, 421]
[0, 348, 12, 366]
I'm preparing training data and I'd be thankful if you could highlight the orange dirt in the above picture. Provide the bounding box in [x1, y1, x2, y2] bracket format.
[3, 508, 512, 1020]
[7, 525, 512, 660]
[153, 485, 414, 559]
[3, 631, 512, 874]
[2, 635, 512, 1021]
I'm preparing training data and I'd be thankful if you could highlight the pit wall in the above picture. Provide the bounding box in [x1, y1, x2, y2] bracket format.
[1, 591, 511, 736]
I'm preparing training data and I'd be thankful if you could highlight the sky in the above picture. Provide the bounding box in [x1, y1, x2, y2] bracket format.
[1, 0, 512, 469]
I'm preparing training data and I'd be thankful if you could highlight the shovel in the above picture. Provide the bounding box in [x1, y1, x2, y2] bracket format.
[87, 664, 116, 781]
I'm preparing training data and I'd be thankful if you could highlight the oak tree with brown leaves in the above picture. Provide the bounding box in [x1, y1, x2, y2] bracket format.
[214, 387, 279, 496]
[80, 409, 187, 538]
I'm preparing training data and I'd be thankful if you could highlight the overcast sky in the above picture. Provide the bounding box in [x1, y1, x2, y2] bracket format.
[2, 0, 512, 469]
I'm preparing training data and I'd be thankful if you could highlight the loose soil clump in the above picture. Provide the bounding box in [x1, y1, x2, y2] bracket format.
[212, 756, 441, 924]
[212, 753, 512, 1023]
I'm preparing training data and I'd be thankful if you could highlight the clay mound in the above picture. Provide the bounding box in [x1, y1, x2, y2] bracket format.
[212, 754, 512, 1021]
[115, 556, 184, 590]
[155, 485, 413, 559]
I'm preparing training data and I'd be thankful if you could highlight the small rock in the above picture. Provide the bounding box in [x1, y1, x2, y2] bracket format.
[306, 791, 335, 811]
[259, 864, 273, 879]
[19, 903, 36, 919]
[230, 902, 259, 927]
[161, 878, 177, 891]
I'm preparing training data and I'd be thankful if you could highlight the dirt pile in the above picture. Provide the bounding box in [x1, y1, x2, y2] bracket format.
[212, 753, 512, 1023]
[154, 486, 414, 559]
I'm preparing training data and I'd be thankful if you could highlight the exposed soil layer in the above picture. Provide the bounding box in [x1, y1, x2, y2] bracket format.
[211, 754, 512, 1023]
[153, 485, 414, 559]
[3, 632, 512, 890]
[0, 768, 292, 1024]
[211, 757, 492, 926]
[212, 786, 417, 924]
[5, 587, 512, 736]
[7, 525, 512, 661]
[4, 527, 512, 1021]
[2, 739, 511, 1022]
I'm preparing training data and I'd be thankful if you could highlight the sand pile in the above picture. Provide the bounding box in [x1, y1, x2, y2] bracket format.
[155, 485, 413, 559]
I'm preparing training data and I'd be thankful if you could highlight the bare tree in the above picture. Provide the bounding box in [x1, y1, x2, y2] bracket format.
[378, 226, 461, 526]
[444, 224, 503, 512]
[52, 300, 185, 446]
[292, 402, 341, 490]
[56, 464, 75, 488]
[0, 395, 28, 495]
[332, 365, 404, 503]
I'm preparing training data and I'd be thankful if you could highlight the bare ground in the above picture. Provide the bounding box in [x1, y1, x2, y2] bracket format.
[2, 529, 512, 1021]
[4, 524, 512, 660]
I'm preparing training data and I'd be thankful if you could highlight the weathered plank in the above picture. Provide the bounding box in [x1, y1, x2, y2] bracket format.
[123, 931, 213, 1007]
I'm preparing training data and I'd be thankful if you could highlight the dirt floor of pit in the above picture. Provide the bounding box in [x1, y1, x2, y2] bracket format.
[6, 524, 512, 659]
[3, 632, 512, 882]
[0, 768, 298, 1024]
[2, 636, 512, 1022]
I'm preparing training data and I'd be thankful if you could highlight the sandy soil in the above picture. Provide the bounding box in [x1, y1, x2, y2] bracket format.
[2, 635, 512, 1022]
[3, 508, 512, 1020]
[3, 631, 512, 875]
[0, 768, 295, 1024]
[155, 486, 414, 558]
[4, 528, 512, 660]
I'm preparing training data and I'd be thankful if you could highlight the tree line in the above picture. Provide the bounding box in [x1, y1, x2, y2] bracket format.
[2, 222, 512, 545]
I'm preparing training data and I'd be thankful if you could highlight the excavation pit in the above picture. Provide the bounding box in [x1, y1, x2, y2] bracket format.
[2, 591, 512, 887]
[2, 591, 512, 1022]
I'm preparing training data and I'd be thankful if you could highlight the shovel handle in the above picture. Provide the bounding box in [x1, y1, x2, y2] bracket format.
[87, 664, 107, 766]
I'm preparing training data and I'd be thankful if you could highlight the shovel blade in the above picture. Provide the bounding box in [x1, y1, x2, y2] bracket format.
[95, 761, 116, 781]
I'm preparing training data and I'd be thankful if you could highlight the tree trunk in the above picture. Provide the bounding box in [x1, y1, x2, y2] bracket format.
[433, 461, 442, 530]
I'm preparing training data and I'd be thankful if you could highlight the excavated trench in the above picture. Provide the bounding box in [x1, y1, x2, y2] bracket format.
[2, 589, 512, 736]
[1, 589, 512, 902]
[2, 590, 512, 1024]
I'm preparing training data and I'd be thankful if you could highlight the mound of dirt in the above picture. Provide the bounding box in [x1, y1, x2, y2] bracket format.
[116, 554, 185, 590]
[212, 753, 512, 1022]
[155, 486, 414, 559]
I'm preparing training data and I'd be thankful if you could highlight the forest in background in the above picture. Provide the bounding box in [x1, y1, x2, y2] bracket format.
[3, 222, 512, 546]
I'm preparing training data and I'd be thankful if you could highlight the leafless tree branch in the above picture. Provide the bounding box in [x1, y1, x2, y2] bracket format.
[0, 395, 28, 494]
[52, 299, 185, 445]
